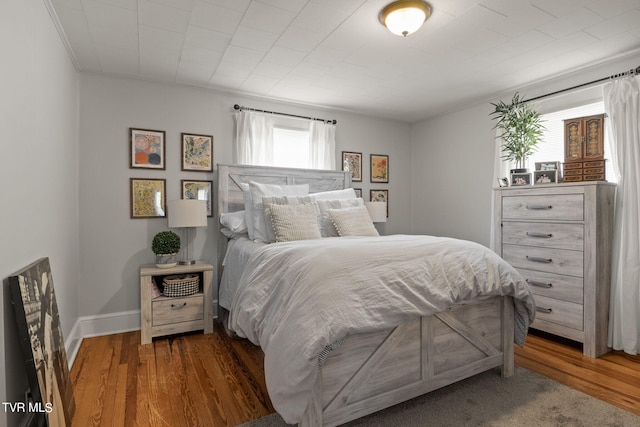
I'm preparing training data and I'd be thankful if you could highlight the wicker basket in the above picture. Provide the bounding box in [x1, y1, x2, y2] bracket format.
[162, 274, 200, 297]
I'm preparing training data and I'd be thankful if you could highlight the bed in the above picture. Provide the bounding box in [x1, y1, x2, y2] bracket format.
[216, 164, 535, 427]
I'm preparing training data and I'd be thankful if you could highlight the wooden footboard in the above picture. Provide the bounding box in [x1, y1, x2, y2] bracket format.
[300, 296, 514, 427]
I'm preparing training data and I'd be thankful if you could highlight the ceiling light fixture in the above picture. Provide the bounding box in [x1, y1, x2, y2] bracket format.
[379, 0, 432, 37]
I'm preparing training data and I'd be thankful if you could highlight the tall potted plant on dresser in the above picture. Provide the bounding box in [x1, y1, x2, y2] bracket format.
[490, 92, 545, 173]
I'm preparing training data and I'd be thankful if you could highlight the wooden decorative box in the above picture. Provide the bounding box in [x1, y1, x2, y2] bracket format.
[563, 114, 606, 182]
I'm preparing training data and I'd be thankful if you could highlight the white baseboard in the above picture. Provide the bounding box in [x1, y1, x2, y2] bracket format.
[65, 310, 140, 367]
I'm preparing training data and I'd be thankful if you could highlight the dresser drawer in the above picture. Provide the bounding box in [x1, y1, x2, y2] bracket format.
[502, 244, 583, 277]
[502, 222, 583, 251]
[516, 268, 583, 304]
[502, 194, 584, 220]
[532, 295, 583, 331]
[152, 294, 204, 327]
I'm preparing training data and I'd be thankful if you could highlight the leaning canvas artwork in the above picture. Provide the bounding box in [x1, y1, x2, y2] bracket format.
[9, 257, 75, 427]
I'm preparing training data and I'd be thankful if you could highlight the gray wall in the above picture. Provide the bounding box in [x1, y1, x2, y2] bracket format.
[78, 73, 412, 318]
[0, 1, 80, 426]
[410, 53, 640, 247]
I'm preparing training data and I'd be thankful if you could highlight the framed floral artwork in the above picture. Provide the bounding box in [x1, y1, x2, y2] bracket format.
[353, 188, 362, 198]
[370, 189, 389, 217]
[130, 178, 166, 218]
[130, 128, 165, 169]
[370, 154, 389, 183]
[342, 151, 362, 182]
[182, 133, 213, 172]
[181, 179, 213, 216]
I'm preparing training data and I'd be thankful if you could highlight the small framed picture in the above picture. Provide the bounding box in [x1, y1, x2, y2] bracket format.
[535, 161, 560, 171]
[182, 133, 213, 172]
[353, 188, 362, 198]
[181, 179, 213, 216]
[534, 170, 558, 185]
[130, 128, 166, 169]
[510, 172, 531, 186]
[497, 177, 509, 187]
[370, 154, 389, 183]
[370, 189, 389, 217]
[342, 151, 362, 182]
[130, 178, 166, 218]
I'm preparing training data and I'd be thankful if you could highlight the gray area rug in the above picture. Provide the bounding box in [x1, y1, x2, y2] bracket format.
[239, 366, 638, 426]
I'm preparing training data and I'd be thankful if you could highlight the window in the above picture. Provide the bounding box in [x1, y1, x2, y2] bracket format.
[272, 126, 310, 168]
[528, 101, 614, 181]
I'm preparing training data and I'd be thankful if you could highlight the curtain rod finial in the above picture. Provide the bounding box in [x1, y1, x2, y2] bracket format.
[233, 104, 241, 111]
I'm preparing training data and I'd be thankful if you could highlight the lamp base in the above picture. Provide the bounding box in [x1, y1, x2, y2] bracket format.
[179, 259, 196, 265]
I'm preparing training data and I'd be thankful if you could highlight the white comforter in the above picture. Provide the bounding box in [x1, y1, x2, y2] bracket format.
[229, 234, 536, 424]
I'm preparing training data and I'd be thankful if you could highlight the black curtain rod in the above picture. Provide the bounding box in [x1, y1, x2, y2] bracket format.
[233, 104, 337, 125]
[522, 65, 640, 103]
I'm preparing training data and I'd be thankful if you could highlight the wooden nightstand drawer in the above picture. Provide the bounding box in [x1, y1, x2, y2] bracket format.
[532, 295, 583, 331]
[152, 294, 204, 326]
[516, 268, 584, 304]
[502, 222, 583, 251]
[502, 194, 584, 221]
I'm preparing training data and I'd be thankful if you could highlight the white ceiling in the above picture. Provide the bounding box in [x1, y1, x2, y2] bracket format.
[49, 0, 640, 122]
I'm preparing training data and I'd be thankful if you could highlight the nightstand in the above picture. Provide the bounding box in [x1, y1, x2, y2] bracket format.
[140, 262, 214, 344]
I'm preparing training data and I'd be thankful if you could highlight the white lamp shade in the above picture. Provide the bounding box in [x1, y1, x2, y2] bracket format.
[365, 201, 387, 223]
[168, 199, 207, 228]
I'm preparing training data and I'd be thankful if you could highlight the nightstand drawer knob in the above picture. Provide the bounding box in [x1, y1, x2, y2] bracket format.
[526, 255, 553, 263]
[171, 302, 187, 309]
[536, 307, 553, 314]
[526, 204, 552, 210]
[526, 232, 553, 238]
[526, 279, 553, 288]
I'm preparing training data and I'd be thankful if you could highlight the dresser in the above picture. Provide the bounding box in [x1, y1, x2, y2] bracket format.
[492, 182, 615, 357]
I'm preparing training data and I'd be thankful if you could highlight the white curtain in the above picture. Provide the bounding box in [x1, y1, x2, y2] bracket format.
[603, 75, 640, 355]
[234, 110, 274, 165]
[490, 130, 517, 250]
[309, 120, 336, 170]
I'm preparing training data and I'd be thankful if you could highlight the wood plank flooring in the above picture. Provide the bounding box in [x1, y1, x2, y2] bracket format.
[70, 324, 640, 426]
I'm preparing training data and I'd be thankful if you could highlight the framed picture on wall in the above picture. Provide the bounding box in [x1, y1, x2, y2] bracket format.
[130, 128, 165, 169]
[370, 154, 389, 183]
[130, 178, 166, 218]
[370, 189, 389, 217]
[353, 188, 362, 198]
[181, 133, 213, 172]
[181, 179, 213, 216]
[342, 151, 362, 182]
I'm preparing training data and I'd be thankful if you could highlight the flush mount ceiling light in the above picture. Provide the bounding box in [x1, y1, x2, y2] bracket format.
[379, 0, 432, 37]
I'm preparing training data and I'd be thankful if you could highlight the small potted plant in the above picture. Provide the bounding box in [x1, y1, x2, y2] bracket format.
[151, 231, 181, 268]
[490, 92, 545, 173]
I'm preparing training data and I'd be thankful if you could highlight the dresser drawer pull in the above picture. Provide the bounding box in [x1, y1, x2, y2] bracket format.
[526, 279, 553, 288]
[526, 255, 553, 263]
[170, 302, 187, 309]
[525, 204, 552, 210]
[526, 232, 553, 238]
[536, 307, 553, 314]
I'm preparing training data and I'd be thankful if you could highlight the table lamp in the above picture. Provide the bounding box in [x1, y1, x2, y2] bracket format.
[168, 199, 207, 265]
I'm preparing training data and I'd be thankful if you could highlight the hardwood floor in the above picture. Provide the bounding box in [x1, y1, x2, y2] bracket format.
[70, 324, 640, 426]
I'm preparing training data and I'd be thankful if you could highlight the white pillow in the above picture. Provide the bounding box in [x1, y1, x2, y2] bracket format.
[316, 198, 364, 237]
[267, 202, 321, 242]
[249, 181, 309, 242]
[262, 196, 312, 243]
[309, 188, 357, 201]
[220, 210, 247, 234]
[327, 206, 379, 237]
[239, 183, 254, 239]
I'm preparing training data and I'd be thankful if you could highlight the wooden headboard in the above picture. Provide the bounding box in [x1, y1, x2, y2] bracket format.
[217, 164, 352, 216]
[215, 164, 352, 308]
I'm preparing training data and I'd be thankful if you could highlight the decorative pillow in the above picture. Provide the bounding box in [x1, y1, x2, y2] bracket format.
[316, 198, 364, 237]
[266, 202, 321, 242]
[220, 210, 247, 234]
[262, 196, 313, 243]
[249, 181, 309, 242]
[309, 188, 357, 201]
[327, 206, 379, 237]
